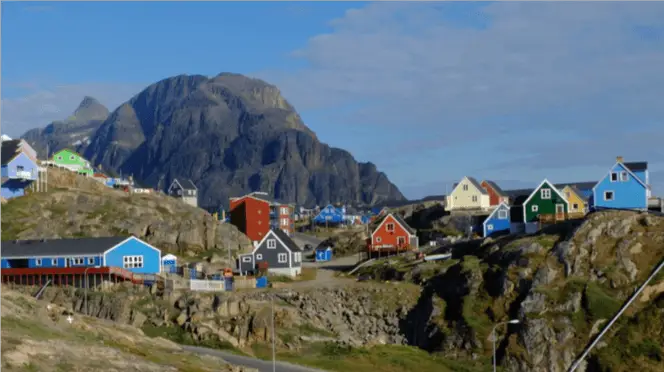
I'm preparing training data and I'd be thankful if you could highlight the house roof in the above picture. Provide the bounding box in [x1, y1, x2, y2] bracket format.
[177, 179, 197, 191]
[554, 181, 597, 191]
[466, 177, 488, 195]
[373, 213, 416, 235]
[1, 237, 128, 258]
[1, 140, 21, 166]
[624, 162, 648, 172]
[565, 185, 589, 202]
[483, 180, 507, 197]
[271, 228, 302, 252]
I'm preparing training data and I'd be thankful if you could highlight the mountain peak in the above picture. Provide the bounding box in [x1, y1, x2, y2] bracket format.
[72, 96, 109, 121]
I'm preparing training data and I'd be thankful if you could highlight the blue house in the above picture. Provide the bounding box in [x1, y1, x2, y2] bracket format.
[1, 140, 39, 200]
[313, 204, 344, 224]
[1, 236, 162, 274]
[315, 246, 333, 262]
[483, 203, 511, 237]
[592, 157, 649, 211]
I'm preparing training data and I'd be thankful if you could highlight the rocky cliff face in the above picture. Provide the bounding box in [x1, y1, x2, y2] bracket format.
[1, 167, 253, 256]
[22, 96, 109, 158]
[78, 73, 405, 208]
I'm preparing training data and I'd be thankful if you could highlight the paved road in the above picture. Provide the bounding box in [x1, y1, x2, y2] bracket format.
[181, 345, 326, 372]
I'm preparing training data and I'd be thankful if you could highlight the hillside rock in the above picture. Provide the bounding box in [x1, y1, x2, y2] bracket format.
[1, 168, 252, 255]
[22, 96, 109, 158]
[76, 73, 404, 208]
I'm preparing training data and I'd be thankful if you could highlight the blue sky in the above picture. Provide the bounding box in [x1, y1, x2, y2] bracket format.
[3, 1, 664, 199]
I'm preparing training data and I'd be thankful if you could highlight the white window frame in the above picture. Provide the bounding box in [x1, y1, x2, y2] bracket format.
[572, 203, 579, 211]
[610, 172, 618, 182]
[472, 195, 478, 202]
[267, 239, 277, 249]
[532, 205, 539, 212]
[88, 257, 94, 265]
[487, 224, 494, 230]
[35, 258, 42, 266]
[462, 184, 469, 191]
[620, 171, 628, 182]
[498, 210, 508, 219]
[51, 258, 57, 266]
[278, 253, 287, 263]
[281, 218, 288, 226]
[375, 236, 382, 243]
[541, 189, 551, 199]
[256, 254, 263, 260]
[242, 256, 252, 263]
[397, 236, 406, 245]
[123, 255, 144, 269]
[73, 257, 84, 265]
[386, 223, 395, 232]
[281, 207, 288, 215]
[604, 191, 615, 201]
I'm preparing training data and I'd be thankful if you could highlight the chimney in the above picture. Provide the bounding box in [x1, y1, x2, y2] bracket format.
[616, 156, 624, 163]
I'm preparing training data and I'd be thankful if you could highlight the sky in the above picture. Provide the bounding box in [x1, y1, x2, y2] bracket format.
[2, 1, 664, 199]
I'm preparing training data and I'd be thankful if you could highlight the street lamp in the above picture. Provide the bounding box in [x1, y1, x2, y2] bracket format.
[492, 319, 520, 372]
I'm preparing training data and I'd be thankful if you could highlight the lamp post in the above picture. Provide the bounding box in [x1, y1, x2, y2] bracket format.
[84, 266, 101, 316]
[492, 319, 520, 372]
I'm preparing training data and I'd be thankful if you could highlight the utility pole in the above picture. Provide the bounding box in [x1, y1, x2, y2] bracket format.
[271, 292, 276, 372]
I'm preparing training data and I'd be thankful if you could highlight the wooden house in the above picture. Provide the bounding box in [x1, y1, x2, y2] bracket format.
[481, 180, 510, 207]
[237, 229, 302, 277]
[482, 203, 511, 237]
[168, 179, 198, 208]
[592, 156, 649, 211]
[446, 176, 491, 211]
[370, 213, 418, 255]
[522, 179, 569, 233]
[561, 185, 589, 219]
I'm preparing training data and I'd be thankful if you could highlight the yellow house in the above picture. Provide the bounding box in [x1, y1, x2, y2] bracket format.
[446, 176, 491, 211]
[562, 185, 588, 218]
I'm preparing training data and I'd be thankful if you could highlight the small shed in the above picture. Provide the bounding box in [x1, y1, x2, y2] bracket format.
[315, 246, 333, 262]
[161, 254, 178, 273]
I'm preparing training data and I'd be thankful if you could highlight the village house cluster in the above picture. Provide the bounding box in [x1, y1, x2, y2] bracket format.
[445, 156, 652, 237]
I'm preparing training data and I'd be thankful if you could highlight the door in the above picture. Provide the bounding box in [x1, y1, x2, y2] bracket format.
[555, 204, 565, 221]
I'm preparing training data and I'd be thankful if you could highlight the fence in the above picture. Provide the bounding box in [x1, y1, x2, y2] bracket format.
[190, 279, 226, 291]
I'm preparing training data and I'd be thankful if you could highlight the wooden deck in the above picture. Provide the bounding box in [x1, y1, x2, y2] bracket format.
[1, 266, 143, 287]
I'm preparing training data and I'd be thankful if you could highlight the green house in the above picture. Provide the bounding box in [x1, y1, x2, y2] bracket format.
[52, 149, 93, 176]
[522, 179, 570, 223]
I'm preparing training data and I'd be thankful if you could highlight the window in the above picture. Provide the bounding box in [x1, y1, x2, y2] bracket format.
[376, 237, 382, 243]
[70, 155, 75, 160]
[386, 223, 395, 232]
[565, 192, 570, 199]
[532, 205, 539, 212]
[257, 220, 262, 225]
[35, 258, 42, 266]
[572, 203, 579, 210]
[541, 189, 551, 199]
[177, 189, 182, 195]
[258, 209, 262, 214]
[267, 239, 277, 249]
[51, 258, 57, 266]
[604, 191, 614, 201]
[462, 184, 469, 191]
[294, 253, 301, 262]
[610, 172, 618, 182]
[123, 255, 144, 269]
[256, 254, 263, 260]
[620, 172, 628, 181]
[242, 256, 252, 263]
[281, 207, 288, 214]
[487, 224, 494, 230]
[88, 257, 94, 265]
[57, 156, 63, 160]
[16, 165, 24, 172]
[281, 218, 288, 226]
[498, 210, 508, 219]
[72, 257, 84, 265]
[397, 237, 406, 245]
[472, 195, 478, 202]
[278, 253, 287, 263]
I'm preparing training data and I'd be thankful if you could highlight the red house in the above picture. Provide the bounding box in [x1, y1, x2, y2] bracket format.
[481, 180, 510, 207]
[370, 213, 418, 255]
[229, 192, 294, 244]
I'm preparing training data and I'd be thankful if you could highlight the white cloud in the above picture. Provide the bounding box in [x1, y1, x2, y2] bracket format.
[1, 83, 145, 137]
[262, 2, 664, 140]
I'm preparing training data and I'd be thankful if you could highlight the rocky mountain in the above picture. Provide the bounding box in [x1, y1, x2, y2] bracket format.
[21, 96, 109, 158]
[78, 73, 404, 208]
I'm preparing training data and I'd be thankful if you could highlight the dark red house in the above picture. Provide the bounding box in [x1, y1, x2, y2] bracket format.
[229, 192, 294, 244]
[481, 180, 510, 207]
[370, 213, 418, 255]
